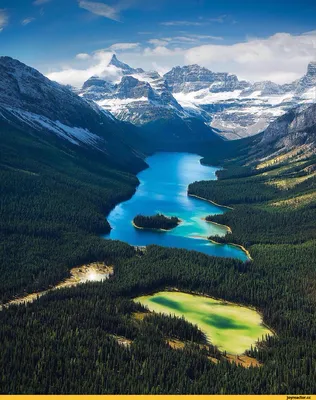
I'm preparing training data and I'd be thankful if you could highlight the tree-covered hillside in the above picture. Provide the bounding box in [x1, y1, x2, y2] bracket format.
[0, 120, 144, 302]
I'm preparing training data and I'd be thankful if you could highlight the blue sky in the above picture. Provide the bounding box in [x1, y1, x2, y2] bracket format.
[1, 0, 316, 86]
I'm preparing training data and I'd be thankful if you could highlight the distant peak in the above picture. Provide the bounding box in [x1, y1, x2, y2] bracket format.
[0, 56, 24, 68]
[108, 54, 144, 74]
[110, 54, 119, 63]
[307, 61, 316, 76]
[108, 54, 132, 71]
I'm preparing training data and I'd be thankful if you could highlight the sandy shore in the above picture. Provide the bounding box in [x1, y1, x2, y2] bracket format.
[208, 238, 252, 260]
[188, 193, 234, 210]
[201, 217, 232, 234]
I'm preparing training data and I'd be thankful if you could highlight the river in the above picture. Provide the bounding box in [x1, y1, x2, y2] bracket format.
[104, 152, 248, 261]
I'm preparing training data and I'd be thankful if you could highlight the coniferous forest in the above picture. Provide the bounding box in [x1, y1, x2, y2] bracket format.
[1, 119, 316, 394]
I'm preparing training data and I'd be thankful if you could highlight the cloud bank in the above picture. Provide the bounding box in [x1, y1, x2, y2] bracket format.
[47, 51, 123, 87]
[46, 31, 316, 88]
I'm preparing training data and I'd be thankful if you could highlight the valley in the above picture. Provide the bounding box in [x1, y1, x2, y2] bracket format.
[0, 55, 316, 395]
[105, 152, 249, 260]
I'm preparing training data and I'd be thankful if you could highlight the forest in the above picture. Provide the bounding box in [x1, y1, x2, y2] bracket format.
[1, 121, 316, 393]
[0, 122, 141, 303]
[133, 214, 180, 230]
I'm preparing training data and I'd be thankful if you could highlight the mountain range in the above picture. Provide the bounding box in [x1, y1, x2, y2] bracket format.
[0, 55, 316, 168]
[80, 54, 316, 140]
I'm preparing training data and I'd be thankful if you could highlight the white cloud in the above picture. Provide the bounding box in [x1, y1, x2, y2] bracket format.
[22, 17, 35, 26]
[173, 35, 223, 43]
[161, 20, 205, 27]
[109, 42, 139, 51]
[0, 9, 9, 32]
[47, 51, 123, 88]
[184, 32, 316, 83]
[78, 1, 120, 21]
[147, 35, 222, 48]
[33, 0, 52, 5]
[45, 31, 316, 88]
[148, 39, 170, 46]
[76, 53, 91, 60]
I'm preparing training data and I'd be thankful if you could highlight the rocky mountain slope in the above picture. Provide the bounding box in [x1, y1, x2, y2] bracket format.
[80, 55, 316, 140]
[81, 55, 187, 125]
[166, 62, 316, 140]
[0, 56, 223, 165]
[80, 55, 221, 147]
[254, 102, 316, 160]
[0, 56, 151, 172]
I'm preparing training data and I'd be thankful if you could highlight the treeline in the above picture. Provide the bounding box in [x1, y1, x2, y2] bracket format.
[133, 214, 180, 230]
[143, 313, 205, 344]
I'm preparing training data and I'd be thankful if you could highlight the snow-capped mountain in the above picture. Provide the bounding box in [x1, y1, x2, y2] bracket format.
[163, 64, 249, 93]
[0, 56, 148, 171]
[80, 55, 316, 141]
[80, 55, 224, 147]
[166, 62, 316, 140]
[80, 55, 186, 125]
[0, 56, 222, 162]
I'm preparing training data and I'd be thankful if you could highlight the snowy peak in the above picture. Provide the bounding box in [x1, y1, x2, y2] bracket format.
[108, 54, 144, 74]
[81, 76, 115, 101]
[0, 55, 89, 124]
[0, 56, 149, 169]
[298, 61, 316, 89]
[116, 76, 158, 100]
[80, 56, 184, 125]
[163, 64, 249, 93]
[241, 80, 284, 96]
[80, 55, 316, 140]
[307, 61, 316, 77]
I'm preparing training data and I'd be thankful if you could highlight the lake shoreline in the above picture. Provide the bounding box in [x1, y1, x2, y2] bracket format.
[105, 152, 248, 261]
[132, 219, 181, 232]
[208, 238, 252, 260]
[188, 193, 234, 210]
[201, 217, 233, 234]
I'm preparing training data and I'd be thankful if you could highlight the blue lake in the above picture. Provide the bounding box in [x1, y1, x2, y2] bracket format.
[104, 152, 248, 261]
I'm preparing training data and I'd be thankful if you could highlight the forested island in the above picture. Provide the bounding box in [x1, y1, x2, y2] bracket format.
[133, 214, 181, 231]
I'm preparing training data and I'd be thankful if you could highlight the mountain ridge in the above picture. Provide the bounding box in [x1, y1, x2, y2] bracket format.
[79, 55, 316, 140]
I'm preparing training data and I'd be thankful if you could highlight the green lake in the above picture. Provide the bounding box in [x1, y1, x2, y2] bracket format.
[135, 291, 272, 355]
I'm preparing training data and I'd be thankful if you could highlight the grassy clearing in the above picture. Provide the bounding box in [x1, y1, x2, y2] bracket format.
[134, 291, 272, 355]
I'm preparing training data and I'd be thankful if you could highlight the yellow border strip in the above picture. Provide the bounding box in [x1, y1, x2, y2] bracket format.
[0, 395, 314, 399]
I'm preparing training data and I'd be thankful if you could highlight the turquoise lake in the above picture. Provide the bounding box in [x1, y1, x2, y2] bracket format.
[104, 152, 248, 261]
